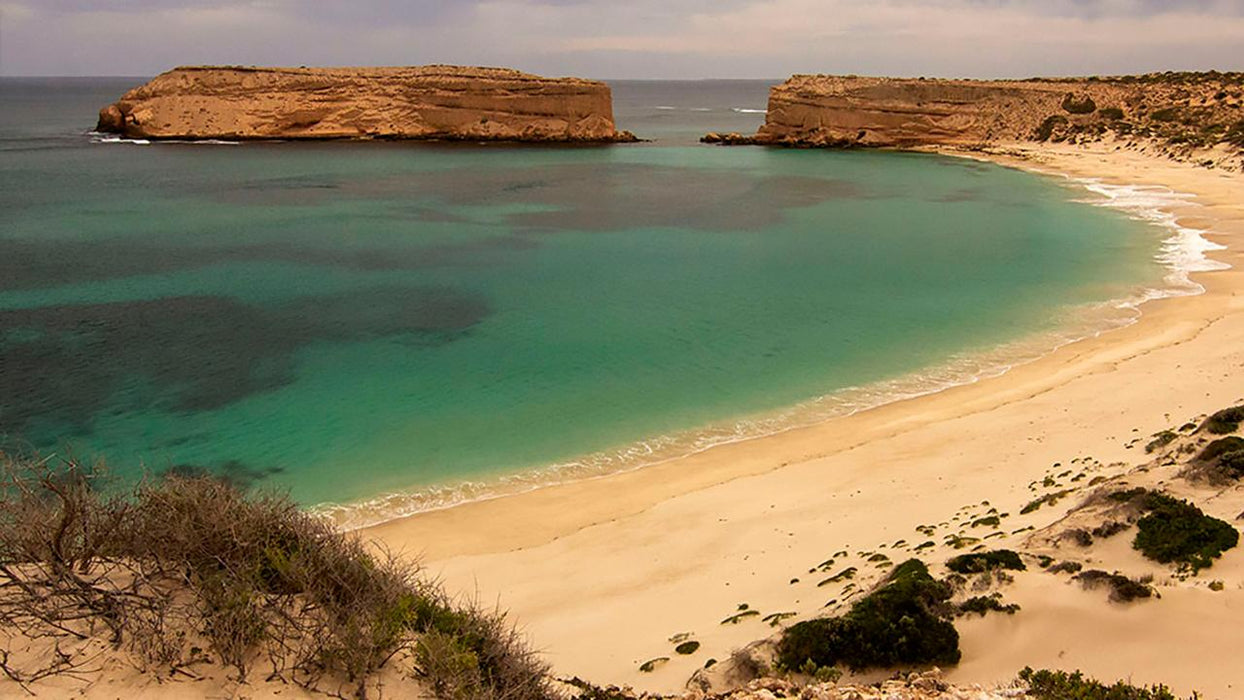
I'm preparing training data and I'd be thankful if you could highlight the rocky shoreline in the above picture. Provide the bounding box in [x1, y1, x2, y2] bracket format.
[703, 73, 1244, 171]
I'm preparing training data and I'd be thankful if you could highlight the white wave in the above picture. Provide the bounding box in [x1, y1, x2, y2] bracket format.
[169, 139, 241, 146]
[89, 132, 150, 145]
[731, 107, 766, 114]
[88, 131, 240, 146]
[688, 107, 713, 112]
[654, 105, 677, 110]
[315, 168, 1232, 531]
[1074, 178, 1230, 296]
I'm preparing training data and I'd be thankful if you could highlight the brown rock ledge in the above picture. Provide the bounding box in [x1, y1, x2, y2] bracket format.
[96, 65, 638, 143]
[702, 73, 1244, 169]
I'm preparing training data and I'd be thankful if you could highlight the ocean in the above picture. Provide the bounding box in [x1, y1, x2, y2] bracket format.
[0, 78, 1214, 526]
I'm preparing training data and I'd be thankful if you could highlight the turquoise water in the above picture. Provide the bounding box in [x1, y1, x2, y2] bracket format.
[0, 80, 1173, 521]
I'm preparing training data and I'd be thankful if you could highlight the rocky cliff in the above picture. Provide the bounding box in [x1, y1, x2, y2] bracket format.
[704, 73, 1244, 162]
[96, 65, 636, 142]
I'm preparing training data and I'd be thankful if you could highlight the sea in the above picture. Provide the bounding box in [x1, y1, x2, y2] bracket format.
[0, 77, 1225, 528]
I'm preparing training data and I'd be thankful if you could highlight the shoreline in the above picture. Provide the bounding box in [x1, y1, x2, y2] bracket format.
[363, 142, 1244, 695]
[330, 144, 1220, 531]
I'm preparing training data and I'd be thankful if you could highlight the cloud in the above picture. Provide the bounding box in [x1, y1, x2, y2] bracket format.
[1, 0, 1241, 77]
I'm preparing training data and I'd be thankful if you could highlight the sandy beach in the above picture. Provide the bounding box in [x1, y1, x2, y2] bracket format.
[364, 141, 1244, 697]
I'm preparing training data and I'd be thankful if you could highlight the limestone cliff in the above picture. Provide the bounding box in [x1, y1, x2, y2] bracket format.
[96, 65, 636, 143]
[704, 73, 1243, 165]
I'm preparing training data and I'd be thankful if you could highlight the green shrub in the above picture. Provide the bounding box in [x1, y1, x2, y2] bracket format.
[956, 593, 1020, 617]
[674, 640, 700, 655]
[1099, 107, 1125, 120]
[945, 550, 1026, 574]
[1200, 436, 1244, 460]
[1021, 489, 1072, 514]
[1048, 561, 1083, 575]
[1133, 492, 1238, 572]
[775, 559, 960, 671]
[1203, 405, 1244, 434]
[1074, 570, 1154, 603]
[1145, 430, 1177, 453]
[1019, 667, 1182, 699]
[969, 515, 1000, 528]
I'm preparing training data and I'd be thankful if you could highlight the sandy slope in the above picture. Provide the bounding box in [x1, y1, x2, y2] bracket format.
[364, 142, 1244, 697]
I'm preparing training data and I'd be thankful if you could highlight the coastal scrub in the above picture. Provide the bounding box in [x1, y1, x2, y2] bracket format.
[1132, 492, 1238, 572]
[0, 454, 550, 699]
[775, 559, 960, 671]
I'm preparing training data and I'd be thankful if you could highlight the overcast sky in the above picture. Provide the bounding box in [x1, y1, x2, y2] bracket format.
[2, 0, 1243, 79]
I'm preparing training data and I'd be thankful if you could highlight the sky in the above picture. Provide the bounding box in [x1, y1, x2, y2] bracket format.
[2, 0, 1243, 79]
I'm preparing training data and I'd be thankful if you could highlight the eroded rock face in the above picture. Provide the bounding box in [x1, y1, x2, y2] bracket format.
[733, 74, 1244, 153]
[748, 76, 1118, 147]
[96, 65, 637, 143]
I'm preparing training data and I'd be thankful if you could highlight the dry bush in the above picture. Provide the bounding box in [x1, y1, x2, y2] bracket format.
[0, 453, 551, 699]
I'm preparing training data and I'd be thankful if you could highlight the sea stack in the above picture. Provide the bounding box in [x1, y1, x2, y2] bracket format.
[96, 65, 638, 143]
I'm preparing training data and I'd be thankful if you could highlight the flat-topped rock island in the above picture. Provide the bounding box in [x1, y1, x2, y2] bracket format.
[96, 65, 638, 142]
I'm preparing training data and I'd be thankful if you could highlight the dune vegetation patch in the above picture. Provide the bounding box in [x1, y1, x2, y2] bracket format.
[1202, 405, 1244, 435]
[1074, 570, 1155, 603]
[0, 454, 550, 699]
[945, 550, 1026, 575]
[1019, 667, 1185, 700]
[1131, 492, 1238, 573]
[775, 559, 960, 672]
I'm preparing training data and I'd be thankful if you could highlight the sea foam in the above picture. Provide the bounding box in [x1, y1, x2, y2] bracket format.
[89, 131, 240, 146]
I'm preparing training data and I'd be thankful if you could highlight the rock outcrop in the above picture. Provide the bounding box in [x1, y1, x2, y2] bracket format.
[705, 73, 1244, 162]
[96, 65, 637, 142]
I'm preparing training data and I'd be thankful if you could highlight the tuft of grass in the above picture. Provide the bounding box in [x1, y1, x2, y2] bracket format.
[1074, 570, 1154, 603]
[720, 610, 760, 625]
[1048, 561, 1083, 575]
[956, 593, 1020, 617]
[775, 559, 960, 672]
[674, 641, 700, 655]
[817, 567, 857, 587]
[1145, 430, 1178, 453]
[762, 611, 797, 627]
[1021, 489, 1072, 514]
[1019, 667, 1184, 699]
[969, 515, 1001, 529]
[945, 550, 1025, 574]
[637, 657, 668, 673]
